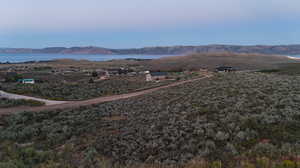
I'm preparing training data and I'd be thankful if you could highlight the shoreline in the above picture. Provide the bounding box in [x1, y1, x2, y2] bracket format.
[0, 53, 175, 64]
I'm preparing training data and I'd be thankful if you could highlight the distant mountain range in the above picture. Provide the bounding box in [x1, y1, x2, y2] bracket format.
[1, 45, 300, 55]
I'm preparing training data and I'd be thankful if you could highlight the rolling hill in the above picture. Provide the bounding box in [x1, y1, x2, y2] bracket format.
[1, 44, 300, 55]
[143, 52, 298, 71]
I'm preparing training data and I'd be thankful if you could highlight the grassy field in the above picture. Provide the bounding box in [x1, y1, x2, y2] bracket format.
[1, 72, 300, 167]
[259, 63, 300, 75]
[144, 53, 297, 71]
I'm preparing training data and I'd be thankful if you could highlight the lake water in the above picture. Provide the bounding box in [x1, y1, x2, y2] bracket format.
[0, 53, 172, 63]
[1, 53, 299, 63]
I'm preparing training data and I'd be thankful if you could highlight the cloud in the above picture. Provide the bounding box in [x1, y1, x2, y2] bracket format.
[1, 0, 300, 31]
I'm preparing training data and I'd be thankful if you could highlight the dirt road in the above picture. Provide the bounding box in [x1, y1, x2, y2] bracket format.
[0, 75, 212, 116]
[0, 91, 67, 105]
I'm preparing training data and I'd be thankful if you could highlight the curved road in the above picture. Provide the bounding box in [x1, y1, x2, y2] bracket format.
[0, 90, 67, 105]
[0, 75, 212, 116]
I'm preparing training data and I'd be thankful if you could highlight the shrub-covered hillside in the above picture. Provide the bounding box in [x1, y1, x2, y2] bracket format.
[1, 72, 300, 167]
[0, 76, 173, 101]
[145, 53, 297, 71]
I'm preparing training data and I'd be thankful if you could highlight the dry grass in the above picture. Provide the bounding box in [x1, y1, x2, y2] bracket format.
[145, 52, 298, 71]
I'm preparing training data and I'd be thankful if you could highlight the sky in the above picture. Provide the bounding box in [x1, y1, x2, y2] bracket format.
[1, 0, 300, 48]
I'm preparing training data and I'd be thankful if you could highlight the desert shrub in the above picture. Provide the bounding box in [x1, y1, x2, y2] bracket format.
[258, 69, 281, 73]
[4, 73, 23, 82]
[210, 161, 222, 168]
[33, 66, 52, 71]
[89, 78, 94, 83]
[91, 71, 98, 77]
[0, 143, 53, 168]
[277, 160, 297, 168]
[1, 73, 300, 166]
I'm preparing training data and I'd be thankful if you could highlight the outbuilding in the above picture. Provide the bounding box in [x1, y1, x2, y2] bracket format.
[18, 79, 35, 84]
[216, 66, 235, 72]
[146, 72, 167, 81]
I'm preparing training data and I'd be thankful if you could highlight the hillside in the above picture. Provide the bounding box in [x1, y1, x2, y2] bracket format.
[113, 44, 300, 55]
[1, 72, 300, 167]
[0, 46, 113, 55]
[144, 52, 298, 71]
[1, 44, 300, 55]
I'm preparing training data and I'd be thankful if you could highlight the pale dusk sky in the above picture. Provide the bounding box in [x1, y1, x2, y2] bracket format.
[1, 0, 300, 48]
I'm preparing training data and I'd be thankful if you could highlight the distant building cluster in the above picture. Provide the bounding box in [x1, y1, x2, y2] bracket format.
[216, 66, 236, 72]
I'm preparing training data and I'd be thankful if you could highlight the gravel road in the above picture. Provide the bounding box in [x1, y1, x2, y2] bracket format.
[0, 90, 67, 105]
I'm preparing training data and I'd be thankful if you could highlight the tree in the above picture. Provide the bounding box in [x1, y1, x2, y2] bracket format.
[89, 78, 94, 83]
[5, 73, 23, 82]
[91, 71, 98, 77]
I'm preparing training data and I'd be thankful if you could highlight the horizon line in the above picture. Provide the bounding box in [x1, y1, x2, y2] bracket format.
[1, 43, 300, 50]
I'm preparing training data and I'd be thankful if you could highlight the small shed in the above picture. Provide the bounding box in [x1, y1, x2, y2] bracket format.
[18, 79, 35, 84]
[146, 72, 167, 81]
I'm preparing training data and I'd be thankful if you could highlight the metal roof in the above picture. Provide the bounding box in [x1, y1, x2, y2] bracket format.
[19, 79, 35, 82]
